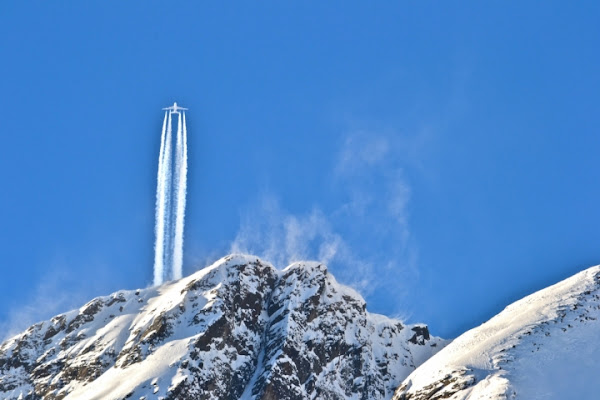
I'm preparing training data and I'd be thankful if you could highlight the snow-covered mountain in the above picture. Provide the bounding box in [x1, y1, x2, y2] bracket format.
[0, 255, 444, 400]
[393, 265, 600, 400]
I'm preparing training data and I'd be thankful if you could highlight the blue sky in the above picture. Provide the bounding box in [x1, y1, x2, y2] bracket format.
[1, 2, 599, 339]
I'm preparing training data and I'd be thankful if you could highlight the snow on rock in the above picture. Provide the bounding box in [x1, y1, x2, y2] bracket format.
[393, 265, 600, 400]
[0, 255, 444, 400]
[245, 262, 444, 400]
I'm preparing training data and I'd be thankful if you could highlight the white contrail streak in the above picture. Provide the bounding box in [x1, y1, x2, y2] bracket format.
[153, 108, 188, 285]
[173, 112, 188, 280]
[153, 112, 169, 286]
[162, 112, 174, 283]
[154, 112, 174, 285]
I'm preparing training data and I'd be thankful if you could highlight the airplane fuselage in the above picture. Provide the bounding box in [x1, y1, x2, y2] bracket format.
[163, 102, 188, 114]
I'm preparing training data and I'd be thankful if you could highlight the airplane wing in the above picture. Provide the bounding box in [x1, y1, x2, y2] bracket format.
[162, 103, 188, 111]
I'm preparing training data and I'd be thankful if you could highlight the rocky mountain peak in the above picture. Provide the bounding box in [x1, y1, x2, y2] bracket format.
[0, 255, 445, 400]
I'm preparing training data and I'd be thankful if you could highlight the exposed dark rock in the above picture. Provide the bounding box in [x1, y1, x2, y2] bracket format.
[408, 326, 430, 345]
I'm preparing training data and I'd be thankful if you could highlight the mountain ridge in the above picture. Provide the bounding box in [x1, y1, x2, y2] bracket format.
[0, 254, 445, 400]
[393, 264, 600, 399]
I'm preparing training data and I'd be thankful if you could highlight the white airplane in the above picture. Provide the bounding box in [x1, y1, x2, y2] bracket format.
[162, 102, 188, 113]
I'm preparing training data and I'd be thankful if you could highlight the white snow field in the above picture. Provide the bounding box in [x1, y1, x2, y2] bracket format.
[393, 265, 600, 400]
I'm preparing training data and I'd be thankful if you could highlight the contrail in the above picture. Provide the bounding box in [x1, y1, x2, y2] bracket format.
[163, 112, 174, 283]
[154, 111, 174, 285]
[173, 112, 188, 280]
[153, 112, 169, 286]
[153, 106, 188, 285]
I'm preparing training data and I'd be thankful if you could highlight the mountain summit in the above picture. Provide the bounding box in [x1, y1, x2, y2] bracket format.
[0, 255, 444, 400]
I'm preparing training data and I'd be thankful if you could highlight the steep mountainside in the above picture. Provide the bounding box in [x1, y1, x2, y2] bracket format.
[0, 255, 444, 400]
[393, 265, 600, 400]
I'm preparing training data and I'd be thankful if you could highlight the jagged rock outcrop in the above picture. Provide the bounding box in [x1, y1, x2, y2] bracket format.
[0, 255, 444, 400]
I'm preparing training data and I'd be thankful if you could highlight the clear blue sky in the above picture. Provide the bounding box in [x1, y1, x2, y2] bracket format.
[1, 2, 599, 339]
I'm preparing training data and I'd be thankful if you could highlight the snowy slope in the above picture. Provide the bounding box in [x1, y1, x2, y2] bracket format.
[393, 265, 600, 400]
[0, 255, 444, 400]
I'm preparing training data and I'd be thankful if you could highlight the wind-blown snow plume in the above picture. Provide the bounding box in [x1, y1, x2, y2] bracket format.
[153, 109, 188, 285]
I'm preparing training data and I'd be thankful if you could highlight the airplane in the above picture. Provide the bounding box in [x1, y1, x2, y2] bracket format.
[162, 102, 188, 114]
